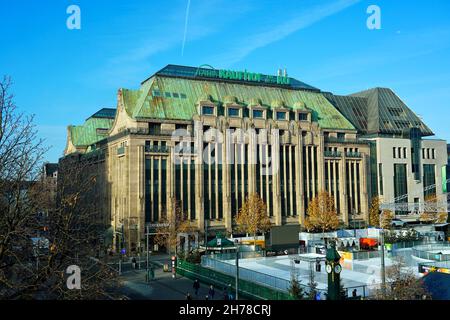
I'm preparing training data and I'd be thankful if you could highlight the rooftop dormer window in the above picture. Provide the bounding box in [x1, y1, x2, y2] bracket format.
[299, 112, 308, 121]
[252, 109, 264, 119]
[228, 107, 240, 117]
[276, 111, 287, 121]
[202, 105, 215, 116]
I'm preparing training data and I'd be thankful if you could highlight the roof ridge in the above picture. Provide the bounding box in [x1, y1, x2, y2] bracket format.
[133, 78, 155, 118]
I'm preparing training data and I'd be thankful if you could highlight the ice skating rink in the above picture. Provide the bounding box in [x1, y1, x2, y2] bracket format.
[208, 249, 433, 297]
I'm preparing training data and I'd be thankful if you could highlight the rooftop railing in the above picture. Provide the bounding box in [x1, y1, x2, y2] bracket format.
[145, 145, 170, 153]
[324, 150, 342, 158]
[325, 137, 368, 145]
[345, 152, 362, 158]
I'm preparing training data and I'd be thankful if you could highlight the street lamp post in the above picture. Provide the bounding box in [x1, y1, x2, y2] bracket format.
[235, 240, 239, 300]
[204, 214, 208, 255]
[146, 225, 150, 282]
[380, 229, 386, 295]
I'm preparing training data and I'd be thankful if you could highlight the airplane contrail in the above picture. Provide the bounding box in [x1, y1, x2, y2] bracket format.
[181, 0, 191, 57]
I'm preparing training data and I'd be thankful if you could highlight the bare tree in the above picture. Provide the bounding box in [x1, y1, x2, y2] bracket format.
[0, 77, 119, 299]
[154, 200, 194, 255]
[0, 76, 48, 298]
[375, 258, 430, 300]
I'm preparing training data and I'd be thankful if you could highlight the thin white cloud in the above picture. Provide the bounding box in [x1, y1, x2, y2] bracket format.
[212, 0, 361, 66]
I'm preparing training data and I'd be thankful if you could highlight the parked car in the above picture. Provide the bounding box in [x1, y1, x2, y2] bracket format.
[391, 219, 407, 228]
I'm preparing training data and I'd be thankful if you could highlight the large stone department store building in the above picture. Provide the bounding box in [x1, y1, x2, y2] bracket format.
[62, 65, 447, 251]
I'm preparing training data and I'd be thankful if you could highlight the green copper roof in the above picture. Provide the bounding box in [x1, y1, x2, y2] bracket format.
[69, 117, 114, 147]
[122, 71, 355, 131]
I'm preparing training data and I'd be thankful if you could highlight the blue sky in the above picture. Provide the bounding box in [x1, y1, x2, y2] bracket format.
[1, 0, 450, 162]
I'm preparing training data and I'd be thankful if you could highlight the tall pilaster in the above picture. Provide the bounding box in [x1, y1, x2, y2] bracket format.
[340, 155, 349, 225]
[271, 129, 282, 226]
[361, 155, 369, 223]
[194, 121, 204, 231]
[297, 133, 305, 224]
[317, 133, 325, 192]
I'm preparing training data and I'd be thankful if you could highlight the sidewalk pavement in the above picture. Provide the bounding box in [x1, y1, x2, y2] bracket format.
[118, 266, 224, 300]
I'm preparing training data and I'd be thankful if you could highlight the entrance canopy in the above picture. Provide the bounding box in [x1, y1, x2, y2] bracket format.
[206, 236, 235, 249]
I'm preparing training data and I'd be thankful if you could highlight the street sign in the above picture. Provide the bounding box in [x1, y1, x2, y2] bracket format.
[147, 223, 169, 228]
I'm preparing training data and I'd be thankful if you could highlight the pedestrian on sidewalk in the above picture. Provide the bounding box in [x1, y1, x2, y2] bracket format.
[186, 293, 192, 300]
[193, 279, 200, 296]
[205, 295, 209, 300]
[208, 285, 215, 300]
[227, 284, 233, 300]
[132, 257, 137, 270]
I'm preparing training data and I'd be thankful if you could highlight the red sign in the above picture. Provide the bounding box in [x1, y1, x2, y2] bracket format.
[359, 238, 378, 250]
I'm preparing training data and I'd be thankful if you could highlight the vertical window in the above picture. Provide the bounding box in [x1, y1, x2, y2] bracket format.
[403, 147, 407, 159]
[378, 163, 384, 195]
[149, 123, 161, 135]
[394, 164, 408, 214]
[393, 147, 396, 158]
[423, 164, 436, 199]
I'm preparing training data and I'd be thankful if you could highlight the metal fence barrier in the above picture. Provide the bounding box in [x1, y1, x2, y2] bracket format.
[412, 243, 450, 261]
[177, 260, 292, 300]
[201, 254, 329, 297]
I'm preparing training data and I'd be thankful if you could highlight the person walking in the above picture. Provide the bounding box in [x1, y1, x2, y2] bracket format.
[193, 279, 200, 296]
[186, 293, 192, 300]
[208, 285, 215, 300]
[131, 257, 137, 270]
[227, 283, 233, 300]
